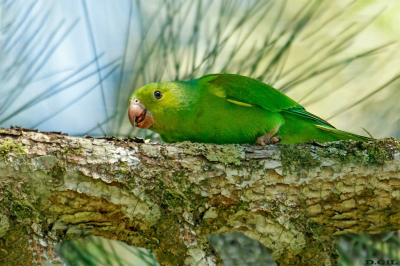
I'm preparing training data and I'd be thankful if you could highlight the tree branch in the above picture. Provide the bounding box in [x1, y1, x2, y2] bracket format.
[0, 128, 399, 265]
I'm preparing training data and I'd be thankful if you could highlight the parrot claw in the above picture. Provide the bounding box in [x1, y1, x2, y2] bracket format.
[270, 136, 282, 144]
[256, 126, 281, 145]
[256, 135, 282, 145]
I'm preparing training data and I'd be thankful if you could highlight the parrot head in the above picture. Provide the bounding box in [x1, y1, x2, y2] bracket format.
[128, 81, 195, 131]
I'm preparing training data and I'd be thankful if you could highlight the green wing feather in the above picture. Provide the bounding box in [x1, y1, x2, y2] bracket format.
[199, 74, 299, 112]
[283, 108, 334, 127]
[199, 73, 333, 127]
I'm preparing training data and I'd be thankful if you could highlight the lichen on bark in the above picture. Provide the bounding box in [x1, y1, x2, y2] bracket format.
[0, 128, 399, 266]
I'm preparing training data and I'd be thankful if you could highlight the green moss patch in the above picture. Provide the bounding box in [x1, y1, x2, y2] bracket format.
[0, 139, 26, 159]
[281, 145, 321, 175]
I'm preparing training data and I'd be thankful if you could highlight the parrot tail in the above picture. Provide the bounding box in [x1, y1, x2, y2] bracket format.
[315, 125, 372, 142]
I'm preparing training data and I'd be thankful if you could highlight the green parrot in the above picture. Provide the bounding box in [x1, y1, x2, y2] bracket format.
[128, 74, 371, 144]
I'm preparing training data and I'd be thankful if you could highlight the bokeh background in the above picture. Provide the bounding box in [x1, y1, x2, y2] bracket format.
[1, 0, 400, 265]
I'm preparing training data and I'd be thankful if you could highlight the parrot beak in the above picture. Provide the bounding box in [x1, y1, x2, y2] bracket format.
[128, 99, 154, 129]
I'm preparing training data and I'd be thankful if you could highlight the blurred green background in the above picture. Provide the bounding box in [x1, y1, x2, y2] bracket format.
[1, 0, 400, 265]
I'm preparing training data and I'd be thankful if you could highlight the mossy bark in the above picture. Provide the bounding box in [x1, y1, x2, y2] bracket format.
[0, 128, 399, 266]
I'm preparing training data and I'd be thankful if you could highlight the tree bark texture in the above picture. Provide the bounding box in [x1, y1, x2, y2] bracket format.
[0, 128, 399, 266]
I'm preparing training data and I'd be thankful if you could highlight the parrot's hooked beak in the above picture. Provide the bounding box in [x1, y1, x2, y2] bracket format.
[128, 99, 154, 129]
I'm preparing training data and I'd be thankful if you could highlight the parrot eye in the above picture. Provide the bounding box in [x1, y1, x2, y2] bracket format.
[153, 90, 163, 100]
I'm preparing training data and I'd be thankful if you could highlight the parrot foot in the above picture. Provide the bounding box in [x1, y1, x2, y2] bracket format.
[256, 126, 281, 145]
[256, 135, 282, 145]
[270, 135, 282, 144]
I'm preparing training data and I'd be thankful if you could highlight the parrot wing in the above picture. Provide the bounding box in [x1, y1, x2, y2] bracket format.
[283, 107, 334, 127]
[199, 73, 334, 127]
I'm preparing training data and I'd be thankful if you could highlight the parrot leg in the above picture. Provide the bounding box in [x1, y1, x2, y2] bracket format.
[256, 126, 281, 145]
